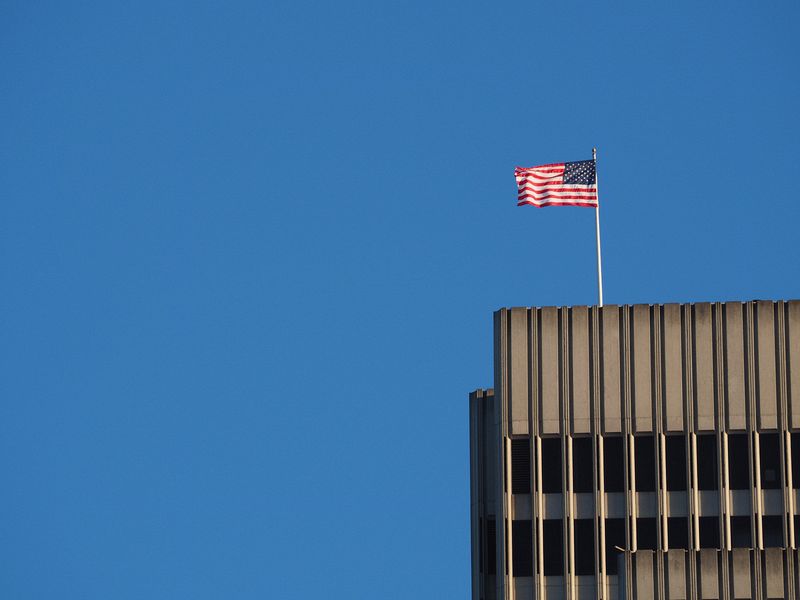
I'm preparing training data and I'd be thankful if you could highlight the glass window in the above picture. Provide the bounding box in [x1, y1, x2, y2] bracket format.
[486, 518, 496, 575]
[667, 517, 688, 549]
[759, 433, 781, 490]
[543, 519, 564, 575]
[512, 520, 533, 576]
[572, 437, 593, 493]
[762, 516, 784, 548]
[541, 438, 562, 494]
[603, 436, 624, 492]
[574, 519, 595, 575]
[666, 435, 687, 491]
[728, 434, 750, 489]
[730, 516, 751, 548]
[637, 518, 658, 550]
[635, 435, 656, 492]
[511, 438, 531, 494]
[697, 434, 719, 490]
[699, 516, 720, 548]
[604, 518, 625, 575]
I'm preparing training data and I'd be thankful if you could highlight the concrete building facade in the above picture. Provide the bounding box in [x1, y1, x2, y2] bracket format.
[470, 300, 800, 599]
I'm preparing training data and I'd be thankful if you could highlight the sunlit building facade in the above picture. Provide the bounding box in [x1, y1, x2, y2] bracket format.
[470, 300, 800, 599]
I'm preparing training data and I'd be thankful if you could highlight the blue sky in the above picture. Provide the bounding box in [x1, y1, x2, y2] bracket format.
[2, 2, 799, 598]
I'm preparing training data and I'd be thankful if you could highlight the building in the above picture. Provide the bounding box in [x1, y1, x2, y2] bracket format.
[469, 300, 800, 600]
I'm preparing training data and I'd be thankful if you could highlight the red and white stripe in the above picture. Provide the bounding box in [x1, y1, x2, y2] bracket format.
[515, 163, 598, 208]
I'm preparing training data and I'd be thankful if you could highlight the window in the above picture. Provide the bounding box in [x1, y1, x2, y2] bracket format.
[511, 438, 531, 494]
[637, 518, 658, 550]
[730, 516, 751, 548]
[543, 520, 564, 575]
[762, 516, 784, 548]
[574, 519, 595, 575]
[667, 517, 688, 549]
[512, 520, 533, 576]
[604, 518, 625, 575]
[603, 436, 625, 492]
[541, 438, 562, 493]
[728, 434, 750, 489]
[759, 433, 781, 490]
[573, 437, 593, 493]
[666, 435, 687, 491]
[634, 435, 656, 492]
[697, 434, 719, 490]
[699, 516, 720, 548]
[486, 518, 496, 575]
[792, 432, 800, 488]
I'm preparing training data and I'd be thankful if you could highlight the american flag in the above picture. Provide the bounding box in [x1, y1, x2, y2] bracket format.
[515, 159, 598, 208]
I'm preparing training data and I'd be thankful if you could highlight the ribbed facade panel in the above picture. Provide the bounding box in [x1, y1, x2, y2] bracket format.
[470, 300, 800, 600]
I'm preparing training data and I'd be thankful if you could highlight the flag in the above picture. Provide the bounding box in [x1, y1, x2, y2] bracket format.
[515, 159, 598, 208]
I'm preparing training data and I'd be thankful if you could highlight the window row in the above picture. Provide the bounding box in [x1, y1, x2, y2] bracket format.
[505, 515, 789, 577]
[510, 432, 800, 495]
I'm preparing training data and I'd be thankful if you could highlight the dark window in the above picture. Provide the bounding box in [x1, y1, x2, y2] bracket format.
[730, 516, 752, 548]
[541, 438, 562, 493]
[511, 438, 531, 494]
[792, 433, 800, 489]
[729, 434, 750, 489]
[667, 517, 688, 549]
[697, 434, 719, 490]
[573, 437, 593, 493]
[479, 517, 483, 572]
[574, 519, 594, 575]
[699, 516, 720, 548]
[603, 436, 625, 492]
[604, 518, 625, 575]
[634, 436, 656, 492]
[666, 435, 687, 491]
[759, 433, 781, 490]
[486, 518, 496, 575]
[637, 518, 658, 550]
[512, 520, 534, 576]
[762, 516, 784, 548]
[543, 519, 564, 575]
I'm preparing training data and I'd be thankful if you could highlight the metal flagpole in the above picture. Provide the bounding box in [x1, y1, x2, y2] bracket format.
[593, 147, 604, 307]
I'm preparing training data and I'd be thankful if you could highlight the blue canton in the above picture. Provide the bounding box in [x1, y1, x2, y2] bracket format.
[563, 160, 596, 185]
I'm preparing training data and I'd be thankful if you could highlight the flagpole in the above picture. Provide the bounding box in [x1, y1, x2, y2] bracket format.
[593, 147, 604, 307]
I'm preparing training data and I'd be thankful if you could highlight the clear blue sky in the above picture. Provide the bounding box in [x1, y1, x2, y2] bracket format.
[2, 2, 799, 598]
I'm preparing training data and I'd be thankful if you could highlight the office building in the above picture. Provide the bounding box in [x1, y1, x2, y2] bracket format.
[469, 300, 800, 599]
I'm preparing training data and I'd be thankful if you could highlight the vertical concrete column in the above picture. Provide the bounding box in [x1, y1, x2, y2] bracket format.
[560, 308, 574, 600]
[684, 305, 699, 599]
[469, 393, 479, 600]
[652, 305, 666, 598]
[660, 432, 669, 551]
[620, 306, 633, 600]
[469, 392, 486, 600]
[723, 432, 732, 551]
[714, 303, 732, 600]
[592, 432, 602, 600]
[536, 436, 544, 600]
[745, 303, 764, 596]
[589, 306, 603, 600]
[528, 308, 541, 600]
[776, 302, 796, 599]
[787, 431, 796, 549]
[567, 435, 575, 599]
[629, 432, 638, 551]
[598, 434, 607, 599]
[755, 433, 764, 549]
[493, 310, 508, 600]
[505, 437, 515, 600]
[691, 432, 700, 551]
